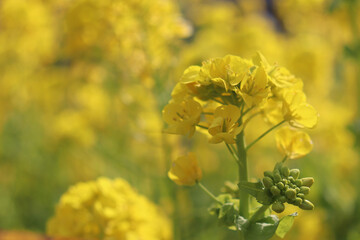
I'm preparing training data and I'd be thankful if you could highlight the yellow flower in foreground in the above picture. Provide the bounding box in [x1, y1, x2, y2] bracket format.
[276, 126, 313, 159]
[162, 98, 202, 137]
[47, 178, 172, 240]
[282, 90, 318, 129]
[208, 105, 241, 144]
[168, 153, 202, 186]
[237, 65, 270, 108]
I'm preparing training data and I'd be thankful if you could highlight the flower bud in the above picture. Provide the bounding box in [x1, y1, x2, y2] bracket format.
[263, 177, 274, 189]
[281, 166, 290, 178]
[301, 177, 314, 187]
[290, 169, 300, 179]
[270, 186, 281, 196]
[300, 186, 310, 195]
[272, 201, 285, 213]
[299, 200, 314, 210]
[295, 179, 302, 187]
[274, 173, 282, 183]
[285, 189, 297, 200]
[276, 182, 285, 190]
[294, 197, 303, 206]
[288, 176, 295, 183]
[297, 193, 305, 199]
[278, 196, 287, 203]
[282, 179, 288, 185]
[264, 171, 274, 179]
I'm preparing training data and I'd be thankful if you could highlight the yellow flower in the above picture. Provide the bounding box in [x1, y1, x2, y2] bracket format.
[208, 105, 241, 144]
[47, 178, 172, 240]
[168, 153, 202, 186]
[276, 126, 313, 159]
[162, 98, 202, 137]
[237, 65, 270, 108]
[282, 90, 318, 129]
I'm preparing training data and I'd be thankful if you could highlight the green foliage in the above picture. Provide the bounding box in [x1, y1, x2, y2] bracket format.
[276, 213, 298, 238]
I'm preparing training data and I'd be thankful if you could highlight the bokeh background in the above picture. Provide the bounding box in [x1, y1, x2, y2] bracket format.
[0, 0, 360, 239]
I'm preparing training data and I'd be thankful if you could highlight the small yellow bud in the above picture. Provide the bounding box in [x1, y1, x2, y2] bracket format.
[168, 153, 202, 186]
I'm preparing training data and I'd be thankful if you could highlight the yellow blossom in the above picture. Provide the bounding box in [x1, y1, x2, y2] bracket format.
[282, 90, 318, 129]
[162, 98, 202, 137]
[276, 126, 313, 159]
[208, 105, 241, 144]
[47, 178, 172, 240]
[168, 153, 202, 186]
[237, 65, 270, 107]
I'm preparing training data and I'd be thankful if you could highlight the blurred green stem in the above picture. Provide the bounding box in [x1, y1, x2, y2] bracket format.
[197, 182, 222, 204]
[249, 205, 270, 223]
[245, 120, 285, 151]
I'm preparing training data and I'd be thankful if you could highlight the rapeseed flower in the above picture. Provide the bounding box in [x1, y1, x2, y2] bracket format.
[276, 126, 313, 159]
[168, 153, 202, 186]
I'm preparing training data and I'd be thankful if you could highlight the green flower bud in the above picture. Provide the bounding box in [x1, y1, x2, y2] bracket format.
[272, 201, 285, 213]
[264, 171, 274, 179]
[301, 177, 314, 188]
[299, 200, 314, 210]
[276, 182, 285, 190]
[297, 193, 305, 199]
[285, 189, 297, 200]
[300, 186, 310, 195]
[270, 185, 281, 196]
[295, 179, 302, 187]
[289, 183, 296, 189]
[288, 176, 295, 183]
[282, 179, 288, 185]
[290, 169, 300, 179]
[294, 197, 303, 206]
[284, 185, 289, 191]
[278, 196, 287, 203]
[274, 173, 282, 183]
[281, 166, 290, 178]
[263, 177, 274, 189]
[295, 187, 300, 193]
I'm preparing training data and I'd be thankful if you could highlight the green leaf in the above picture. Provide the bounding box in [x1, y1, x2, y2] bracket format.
[276, 212, 297, 238]
[245, 215, 279, 240]
[237, 181, 264, 198]
[238, 181, 273, 205]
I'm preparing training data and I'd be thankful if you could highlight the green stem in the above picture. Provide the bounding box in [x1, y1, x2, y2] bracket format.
[282, 156, 288, 163]
[225, 143, 240, 165]
[248, 205, 270, 223]
[197, 182, 222, 204]
[245, 120, 285, 151]
[236, 131, 249, 219]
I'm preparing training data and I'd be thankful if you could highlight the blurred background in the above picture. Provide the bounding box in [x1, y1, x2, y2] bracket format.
[0, 0, 359, 239]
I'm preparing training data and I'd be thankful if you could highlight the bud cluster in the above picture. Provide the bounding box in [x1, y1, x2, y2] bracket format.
[262, 164, 314, 213]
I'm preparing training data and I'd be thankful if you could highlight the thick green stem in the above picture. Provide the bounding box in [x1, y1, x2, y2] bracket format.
[236, 131, 249, 219]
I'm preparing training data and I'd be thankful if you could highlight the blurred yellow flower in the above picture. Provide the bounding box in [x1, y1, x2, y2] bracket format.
[168, 153, 202, 186]
[208, 105, 241, 144]
[162, 98, 202, 137]
[47, 178, 172, 240]
[276, 126, 313, 159]
[282, 90, 318, 129]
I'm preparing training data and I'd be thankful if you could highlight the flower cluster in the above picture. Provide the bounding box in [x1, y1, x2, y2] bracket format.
[163, 52, 318, 142]
[262, 163, 315, 213]
[47, 178, 172, 240]
[164, 53, 319, 239]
